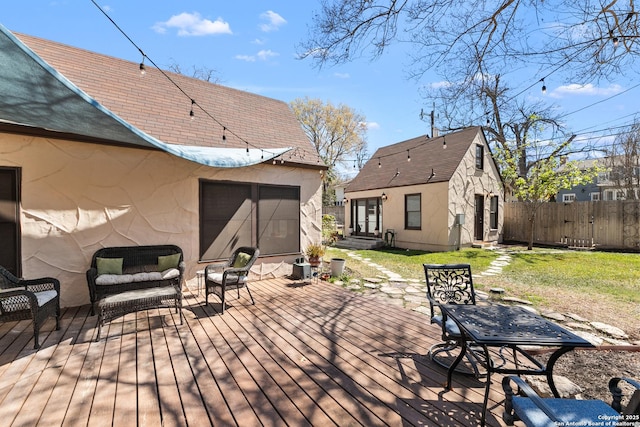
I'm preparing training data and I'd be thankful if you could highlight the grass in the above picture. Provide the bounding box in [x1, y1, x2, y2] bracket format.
[324, 245, 640, 338]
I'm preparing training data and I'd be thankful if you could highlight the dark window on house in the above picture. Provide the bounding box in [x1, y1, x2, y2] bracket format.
[476, 144, 484, 170]
[489, 195, 499, 229]
[258, 185, 300, 255]
[200, 180, 300, 261]
[405, 193, 421, 230]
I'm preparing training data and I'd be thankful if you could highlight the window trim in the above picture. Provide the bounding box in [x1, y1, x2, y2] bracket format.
[489, 195, 499, 230]
[562, 193, 576, 203]
[475, 144, 484, 170]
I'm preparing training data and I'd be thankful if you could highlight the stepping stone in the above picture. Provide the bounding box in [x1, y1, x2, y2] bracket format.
[491, 261, 509, 267]
[333, 280, 344, 286]
[363, 282, 380, 289]
[517, 305, 539, 314]
[565, 322, 592, 331]
[404, 286, 423, 294]
[525, 375, 582, 399]
[489, 287, 505, 294]
[502, 296, 533, 305]
[589, 322, 629, 339]
[565, 312, 589, 322]
[346, 284, 362, 291]
[363, 277, 383, 283]
[412, 306, 431, 316]
[572, 330, 604, 346]
[602, 337, 632, 346]
[388, 277, 407, 283]
[541, 311, 566, 322]
[380, 286, 404, 296]
[349, 278, 361, 284]
[404, 295, 428, 304]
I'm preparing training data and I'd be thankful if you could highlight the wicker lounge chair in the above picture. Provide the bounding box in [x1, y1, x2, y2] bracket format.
[205, 247, 259, 313]
[0, 265, 60, 349]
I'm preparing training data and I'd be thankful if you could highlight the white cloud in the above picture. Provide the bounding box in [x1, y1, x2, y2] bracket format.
[252, 38, 266, 45]
[259, 10, 286, 32]
[550, 83, 623, 98]
[234, 50, 279, 62]
[235, 54, 256, 62]
[365, 122, 381, 130]
[257, 49, 279, 60]
[153, 12, 232, 36]
[334, 72, 350, 79]
[430, 80, 453, 89]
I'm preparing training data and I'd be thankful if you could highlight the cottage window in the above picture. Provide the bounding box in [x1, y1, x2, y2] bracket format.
[562, 193, 576, 203]
[405, 194, 421, 230]
[199, 180, 300, 260]
[590, 192, 600, 201]
[475, 145, 484, 170]
[489, 196, 499, 229]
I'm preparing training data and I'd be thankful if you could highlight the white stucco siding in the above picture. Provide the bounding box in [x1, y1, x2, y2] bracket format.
[0, 133, 322, 307]
[448, 133, 503, 245]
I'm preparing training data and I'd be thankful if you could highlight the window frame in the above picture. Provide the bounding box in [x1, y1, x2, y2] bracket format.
[562, 193, 576, 203]
[489, 195, 499, 230]
[199, 179, 301, 261]
[405, 193, 422, 230]
[475, 144, 484, 170]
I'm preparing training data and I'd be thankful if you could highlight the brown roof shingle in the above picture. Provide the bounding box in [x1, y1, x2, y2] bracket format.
[15, 32, 322, 167]
[347, 127, 483, 192]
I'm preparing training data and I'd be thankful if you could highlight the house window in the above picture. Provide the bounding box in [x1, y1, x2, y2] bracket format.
[258, 185, 300, 255]
[475, 144, 484, 170]
[405, 193, 421, 230]
[200, 180, 300, 260]
[562, 194, 576, 203]
[489, 196, 499, 229]
[590, 192, 600, 201]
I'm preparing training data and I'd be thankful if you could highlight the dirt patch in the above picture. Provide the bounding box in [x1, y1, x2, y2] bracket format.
[538, 348, 640, 409]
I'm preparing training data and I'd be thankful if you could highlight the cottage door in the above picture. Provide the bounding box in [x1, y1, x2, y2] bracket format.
[474, 194, 484, 241]
[353, 198, 381, 236]
[0, 168, 20, 276]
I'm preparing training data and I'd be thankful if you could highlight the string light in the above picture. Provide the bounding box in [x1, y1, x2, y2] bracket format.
[246, 142, 249, 154]
[139, 55, 146, 76]
[189, 99, 195, 120]
[222, 127, 227, 143]
[613, 37, 619, 48]
[443, 136, 447, 149]
[407, 149, 411, 162]
[541, 78, 547, 94]
[378, 157, 381, 168]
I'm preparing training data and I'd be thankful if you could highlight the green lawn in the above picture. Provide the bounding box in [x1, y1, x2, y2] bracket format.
[324, 245, 640, 337]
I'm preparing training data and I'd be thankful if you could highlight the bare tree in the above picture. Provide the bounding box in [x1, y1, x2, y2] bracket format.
[603, 120, 640, 199]
[300, 1, 640, 82]
[167, 60, 220, 83]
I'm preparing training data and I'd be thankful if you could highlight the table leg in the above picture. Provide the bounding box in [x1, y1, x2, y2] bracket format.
[479, 346, 493, 426]
[546, 346, 575, 397]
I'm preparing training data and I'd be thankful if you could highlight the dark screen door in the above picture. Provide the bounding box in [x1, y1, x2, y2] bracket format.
[0, 168, 20, 275]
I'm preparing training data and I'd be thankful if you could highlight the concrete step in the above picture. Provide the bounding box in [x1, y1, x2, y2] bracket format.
[335, 237, 385, 250]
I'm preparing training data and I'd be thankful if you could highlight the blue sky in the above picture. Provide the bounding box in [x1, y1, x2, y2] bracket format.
[3, 1, 639, 176]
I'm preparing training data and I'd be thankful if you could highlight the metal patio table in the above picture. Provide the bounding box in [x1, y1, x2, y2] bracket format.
[439, 304, 594, 426]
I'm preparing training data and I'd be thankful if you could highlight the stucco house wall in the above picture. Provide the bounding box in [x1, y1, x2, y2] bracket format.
[1, 133, 322, 308]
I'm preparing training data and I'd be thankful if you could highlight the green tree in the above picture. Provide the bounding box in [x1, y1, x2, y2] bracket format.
[290, 97, 368, 205]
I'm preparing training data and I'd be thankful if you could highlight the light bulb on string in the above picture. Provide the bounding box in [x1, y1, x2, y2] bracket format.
[378, 157, 381, 168]
[139, 57, 146, 76]
[222, 127, 227, 143]
[189, 99, 195, 120]
[246, 142, 249, 154]
[541, 78, 547, 94]
[613, 37, 619, 48]
[442, 136, 447, 149]
[407, 149, 411, 162]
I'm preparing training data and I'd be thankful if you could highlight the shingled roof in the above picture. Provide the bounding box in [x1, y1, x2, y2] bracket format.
[5, 30, 321, 168]
[347, 126, 485, 192]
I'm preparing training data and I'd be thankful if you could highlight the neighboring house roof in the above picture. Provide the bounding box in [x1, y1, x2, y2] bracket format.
[347, 126, 485, 192]
[0, 25, 322, 168]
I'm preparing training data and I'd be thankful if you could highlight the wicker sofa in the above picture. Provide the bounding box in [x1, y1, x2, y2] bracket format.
[86, 245, 184, 318]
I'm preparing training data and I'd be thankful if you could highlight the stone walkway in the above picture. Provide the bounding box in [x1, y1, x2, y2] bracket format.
[329, 247, 639, 347]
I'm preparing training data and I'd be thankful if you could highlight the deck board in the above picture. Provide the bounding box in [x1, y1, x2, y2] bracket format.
[0, 277, 509, 426]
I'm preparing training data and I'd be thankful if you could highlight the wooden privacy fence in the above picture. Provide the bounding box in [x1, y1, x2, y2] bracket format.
[503, 200, 640, 250]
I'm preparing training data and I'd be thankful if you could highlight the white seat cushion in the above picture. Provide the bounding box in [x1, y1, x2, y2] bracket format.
[207, 272, 247, 284]
[432, 314, 461, 336]
[35, 290, 58, 307]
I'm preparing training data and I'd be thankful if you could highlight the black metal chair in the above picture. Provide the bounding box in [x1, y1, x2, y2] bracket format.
[502, 375, 640, 426]
[205, 247, 259, 314]
[423, 263, 484, 376]
[0, 265, 60, 349]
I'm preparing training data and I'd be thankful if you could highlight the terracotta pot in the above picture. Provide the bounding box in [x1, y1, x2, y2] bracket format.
[308, 256, 321, 267]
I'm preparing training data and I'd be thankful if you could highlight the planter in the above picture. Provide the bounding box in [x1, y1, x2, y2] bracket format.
[308, 256, 322, 267]
[330, 258, 346, 277]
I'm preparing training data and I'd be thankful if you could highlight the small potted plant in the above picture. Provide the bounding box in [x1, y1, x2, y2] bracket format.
[305, 242, 325, 267]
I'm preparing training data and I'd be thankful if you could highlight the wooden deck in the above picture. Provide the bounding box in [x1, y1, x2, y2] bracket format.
[0, 277, 509, 426]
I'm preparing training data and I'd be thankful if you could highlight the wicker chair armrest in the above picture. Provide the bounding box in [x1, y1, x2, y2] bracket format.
[205, 262, 229, 275]
[0, 288, 38, 312]
[23, 277, 60, 294]
[502, 376, 563, 424]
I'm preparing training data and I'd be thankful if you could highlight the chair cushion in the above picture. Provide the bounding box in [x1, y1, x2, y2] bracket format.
[232, 252, 252, 268]
[432, 314, 461, 336]
[96, 257, 123, 275]
[512, 396, 619, 427]
[96, 269, 179, 285]
[35, 290, 58, 307]
[157, 253, 181, 271]
[208, 272, 247, 284]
